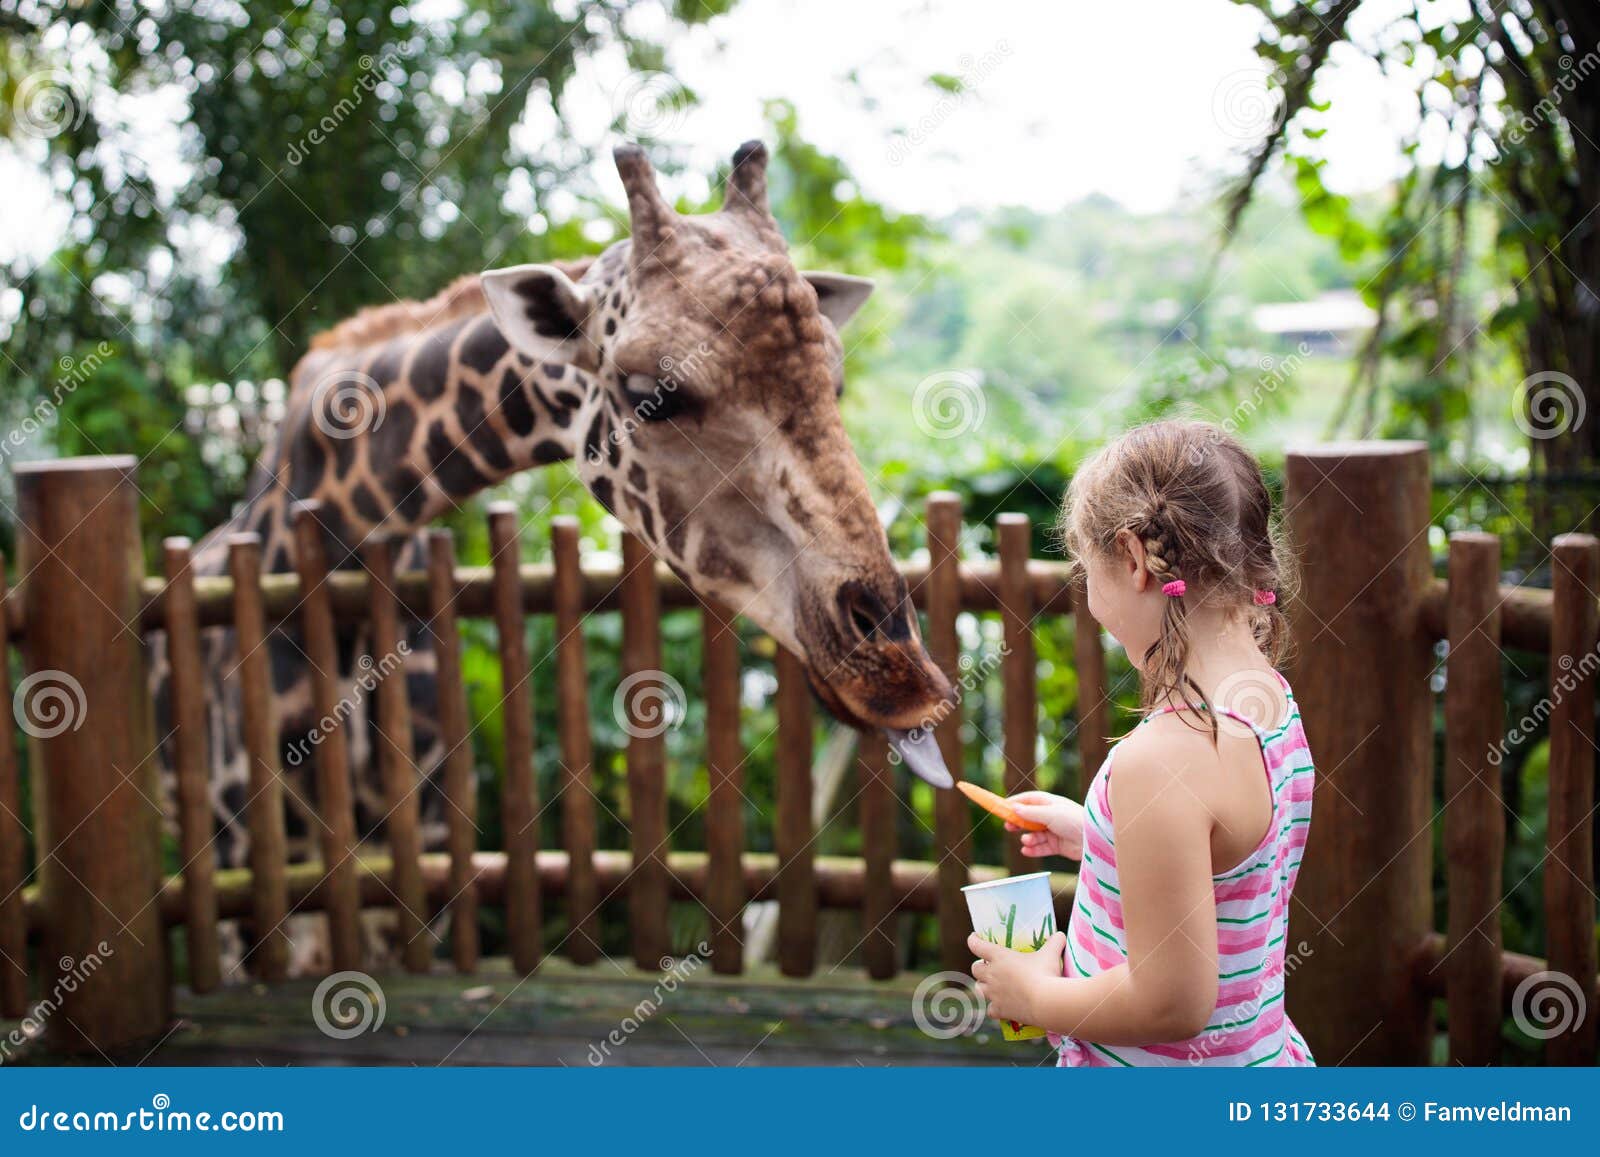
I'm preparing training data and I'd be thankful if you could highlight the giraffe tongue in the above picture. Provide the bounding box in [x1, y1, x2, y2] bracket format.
[884, 728, 954, 789]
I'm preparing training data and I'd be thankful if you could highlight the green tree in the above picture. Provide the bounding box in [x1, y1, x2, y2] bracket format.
[1222, 0, 1600, 474]
[0, 0, 732, 549]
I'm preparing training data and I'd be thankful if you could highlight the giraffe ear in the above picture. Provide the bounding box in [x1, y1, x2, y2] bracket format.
[802, 272, 874, 329]
[481, 263, 597, 367]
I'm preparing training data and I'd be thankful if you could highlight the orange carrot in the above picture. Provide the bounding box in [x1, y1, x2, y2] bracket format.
[957, 782, 1048, 832]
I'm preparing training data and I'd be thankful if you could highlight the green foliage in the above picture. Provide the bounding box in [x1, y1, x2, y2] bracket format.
[1224, 0, 1600, 480]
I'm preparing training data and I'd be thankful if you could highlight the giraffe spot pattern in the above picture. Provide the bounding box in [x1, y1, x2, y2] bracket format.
[424, 420, 490, 496]
[455, 385, 514, 472]
[497, 367, 538, 437]
[459, 316, 510, 375]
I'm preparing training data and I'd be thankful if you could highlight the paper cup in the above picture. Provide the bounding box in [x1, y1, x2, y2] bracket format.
[962, 871, 1055, 1042]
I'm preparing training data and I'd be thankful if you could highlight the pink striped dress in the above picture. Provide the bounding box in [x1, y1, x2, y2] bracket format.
[1054, 671, 1315, 1067]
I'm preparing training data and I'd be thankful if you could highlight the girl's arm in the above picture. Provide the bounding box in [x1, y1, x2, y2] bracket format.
[970, 730, 1220, 1045]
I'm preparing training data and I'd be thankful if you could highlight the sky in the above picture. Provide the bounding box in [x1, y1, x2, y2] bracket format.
[1, 0, 1457, 267]
[560, 0, 1444, 216]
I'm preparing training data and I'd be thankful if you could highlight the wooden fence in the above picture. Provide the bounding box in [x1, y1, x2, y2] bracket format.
[0, 442, 1596, 1066]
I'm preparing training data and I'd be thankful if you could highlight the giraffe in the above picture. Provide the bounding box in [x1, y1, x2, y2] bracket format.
[153, 141, 956, 973]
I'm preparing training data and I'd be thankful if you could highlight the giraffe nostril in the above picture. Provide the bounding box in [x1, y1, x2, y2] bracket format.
[838, 579, 898, 644]
[848, 602, 880, 642]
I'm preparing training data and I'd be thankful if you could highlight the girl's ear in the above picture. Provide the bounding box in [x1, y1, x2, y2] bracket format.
[1116, 529, 1151, 593]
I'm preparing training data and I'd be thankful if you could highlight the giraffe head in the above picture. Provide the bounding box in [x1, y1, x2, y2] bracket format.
[481, 142, 955, 785]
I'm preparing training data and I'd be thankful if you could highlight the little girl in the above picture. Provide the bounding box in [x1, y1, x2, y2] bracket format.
[968, 419, 1315, 1067]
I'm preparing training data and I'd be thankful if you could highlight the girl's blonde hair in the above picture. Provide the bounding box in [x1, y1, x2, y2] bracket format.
[1057, 419, 1296, 734]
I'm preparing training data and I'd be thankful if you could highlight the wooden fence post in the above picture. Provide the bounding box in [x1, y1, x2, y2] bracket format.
[1283, 441, 1434, 1065]
[925, 492, 971, 973]
[15, 456, 169, 1053]
[997, 514, 1037, 878]
[1545, 534, 1598, 1064]
[620, 533, 669, 969]
[0, 556, 30, 1017]
[1442, 531, 1505, 1066]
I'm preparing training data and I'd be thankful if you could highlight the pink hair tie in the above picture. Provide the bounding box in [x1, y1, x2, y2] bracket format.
[1253, 589, 1277, 606]
[1161, 580, 1186, 598]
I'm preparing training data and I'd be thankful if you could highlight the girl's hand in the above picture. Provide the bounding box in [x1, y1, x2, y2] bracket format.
[1005, 791, 1086, 860]
[969, 930, 1068, 1026]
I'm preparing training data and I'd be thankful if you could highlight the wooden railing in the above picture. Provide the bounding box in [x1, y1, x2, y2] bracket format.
[0, 456, 1104, 1055]
[2, 443, 1598, 1067]
[1285, 442, 1597, 1067]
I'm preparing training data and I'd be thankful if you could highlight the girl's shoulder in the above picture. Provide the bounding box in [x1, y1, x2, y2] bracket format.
[1108, 716, 1222, 797]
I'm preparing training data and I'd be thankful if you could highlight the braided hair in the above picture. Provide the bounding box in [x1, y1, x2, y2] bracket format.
[1057, 419, 1295, 739]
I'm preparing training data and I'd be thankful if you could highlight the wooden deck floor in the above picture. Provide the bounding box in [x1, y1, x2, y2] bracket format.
[6, 960, 1051, 1067]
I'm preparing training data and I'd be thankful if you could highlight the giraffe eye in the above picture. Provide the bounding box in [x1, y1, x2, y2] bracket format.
[622, 372, 698, 423]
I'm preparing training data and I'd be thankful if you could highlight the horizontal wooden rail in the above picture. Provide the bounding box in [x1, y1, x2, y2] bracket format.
[1418, 933, 1600, 1015]
[18, 853, 1077, 932]
[1419, 578, 1556, 652]
[95, 558, 1075, 635]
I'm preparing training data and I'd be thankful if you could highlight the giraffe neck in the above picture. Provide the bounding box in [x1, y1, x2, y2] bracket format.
[198, 314, 613, 578]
